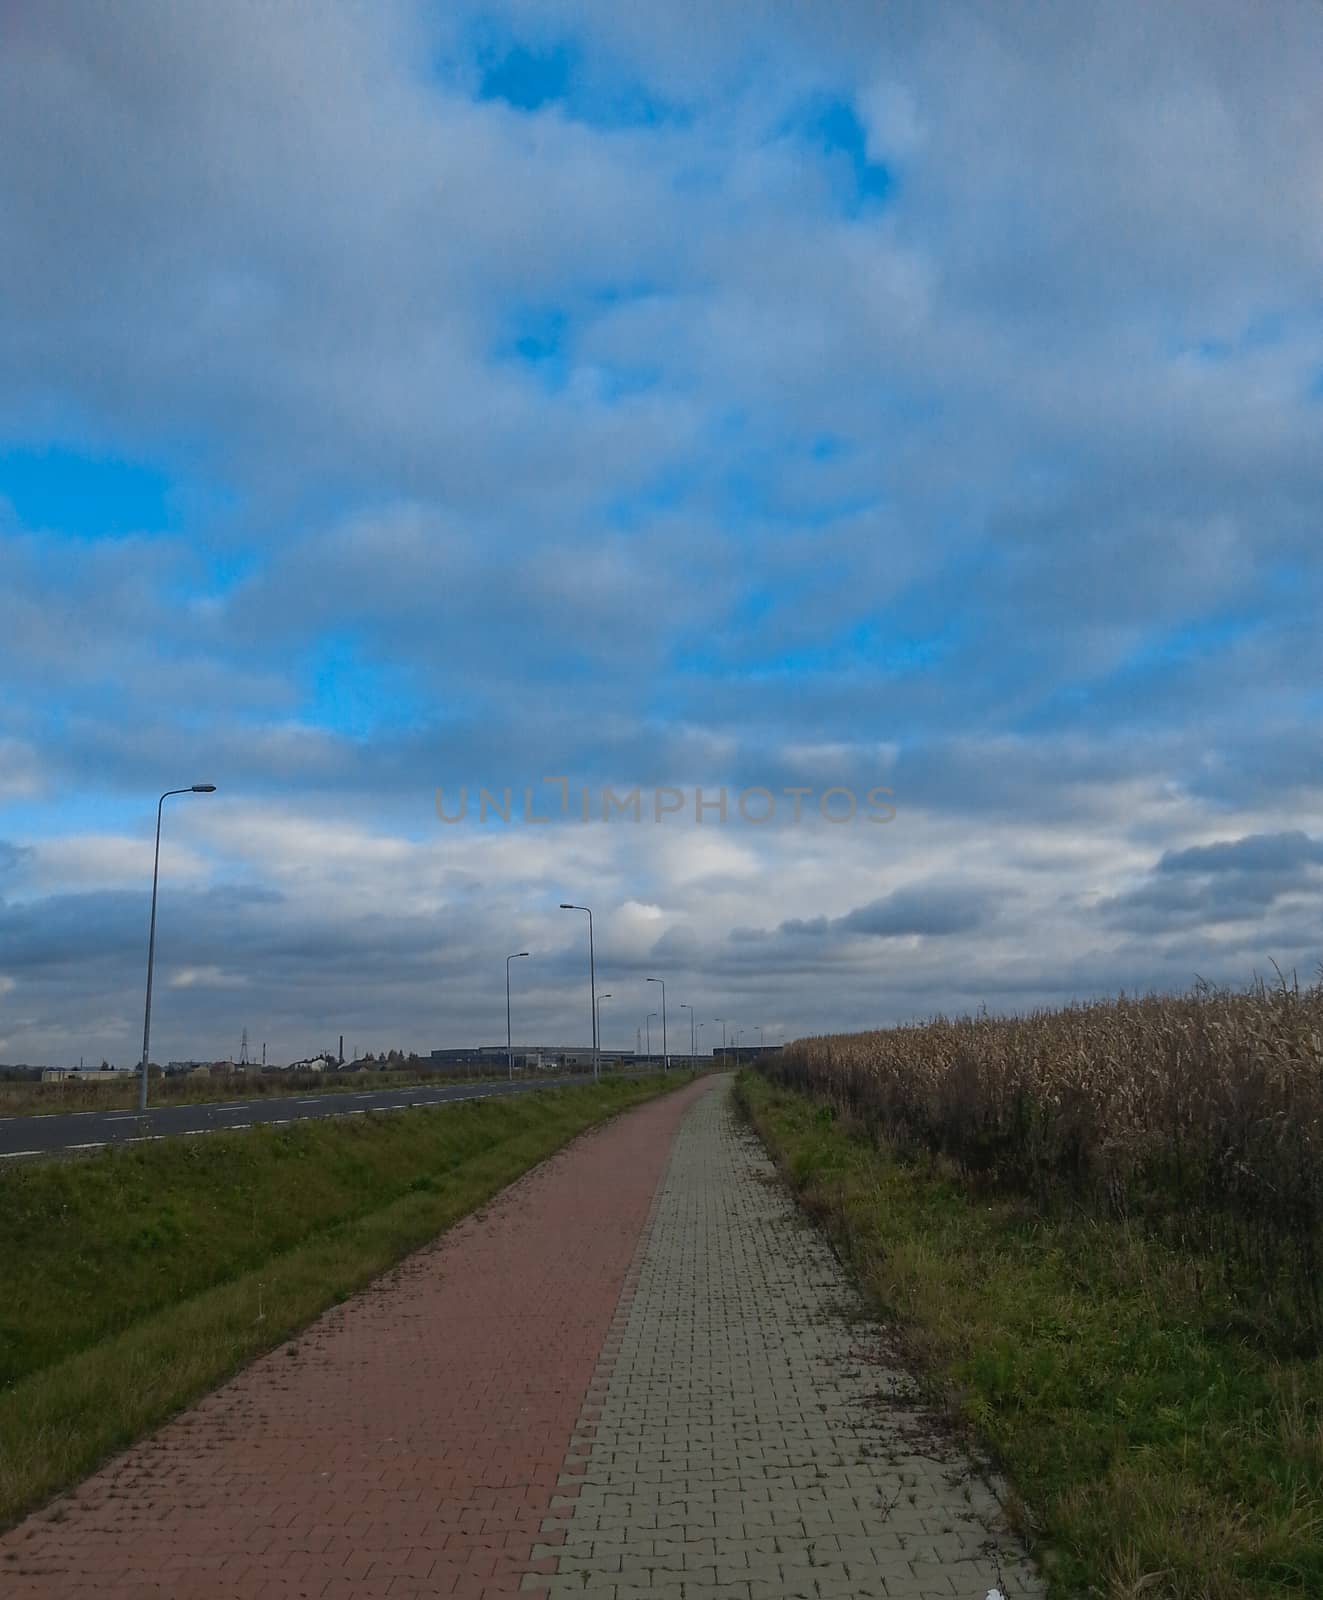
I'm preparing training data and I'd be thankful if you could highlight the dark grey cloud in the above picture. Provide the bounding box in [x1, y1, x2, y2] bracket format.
[0, 841, 29, 880]
[1157, 831, 1323, 877]
[1099, 831, 1323, 933]
[0, 875, 589, 1064]
[761, 882, 998, 944]
[836, 886, 992, 938]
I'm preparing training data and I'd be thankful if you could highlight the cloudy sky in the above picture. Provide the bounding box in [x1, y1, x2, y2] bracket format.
[2, 1, 1321, 1067]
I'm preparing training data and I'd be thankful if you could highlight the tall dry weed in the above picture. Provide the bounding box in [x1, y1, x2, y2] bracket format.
[766, 973, 1323, 1344]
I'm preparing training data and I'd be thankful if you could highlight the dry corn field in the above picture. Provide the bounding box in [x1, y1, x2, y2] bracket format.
[766, 974, 1323, 1348]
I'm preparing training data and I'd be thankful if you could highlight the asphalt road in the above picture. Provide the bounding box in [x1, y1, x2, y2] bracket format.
[0, 1072, 622, 1161]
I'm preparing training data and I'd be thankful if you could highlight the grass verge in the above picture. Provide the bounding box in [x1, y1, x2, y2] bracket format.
[737, 1071, 1323, 1600]
[0, 1072, 688, 1529]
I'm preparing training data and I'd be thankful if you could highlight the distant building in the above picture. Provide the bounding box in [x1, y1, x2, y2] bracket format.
[428, 1045, 636, 1074]
[40, 1065, 133, 1085]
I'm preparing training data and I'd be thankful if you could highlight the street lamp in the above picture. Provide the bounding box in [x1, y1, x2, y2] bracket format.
[559, 903, 598, 1081]
[679, 1002, 695, 1069]
[646, 977, 667, 1070]
[506, 951, 529, 1080]
[140, 784, 216, 1112]
[596, 994, 611, 1065]
[697, 1021, 706, 1060]
[714, 1017, 727, 1067]
[646, 1011, 658, 1060]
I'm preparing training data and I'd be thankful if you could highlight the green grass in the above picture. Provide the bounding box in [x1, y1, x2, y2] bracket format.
[0, 1073, 687, 1529]
[737, 1072, 1323, 1600]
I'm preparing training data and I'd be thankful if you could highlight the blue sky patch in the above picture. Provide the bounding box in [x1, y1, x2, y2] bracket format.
[0, 446, 175, 538]
[478, 38, 575, 111]
[467, 23, 684, 129]
[790, 95, 892, 215]
[302, 636, 426, 738]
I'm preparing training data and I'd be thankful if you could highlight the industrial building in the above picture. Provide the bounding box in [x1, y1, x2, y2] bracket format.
[428, 1044, 637, 1074]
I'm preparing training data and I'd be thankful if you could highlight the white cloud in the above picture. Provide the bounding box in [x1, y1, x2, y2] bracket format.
[20, 834, 210, 895]
[858, 78, 925, 162]
[168, 966, 249, 990]
[0, 739, 43, 801]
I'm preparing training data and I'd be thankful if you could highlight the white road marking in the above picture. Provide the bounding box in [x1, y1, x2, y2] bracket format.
[0, 1080, 556, 1160]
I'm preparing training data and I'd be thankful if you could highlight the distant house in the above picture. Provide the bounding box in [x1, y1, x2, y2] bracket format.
[40, 1066, 132, 1085]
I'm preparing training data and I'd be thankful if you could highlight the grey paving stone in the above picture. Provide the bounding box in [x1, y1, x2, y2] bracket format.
[539, 1077, 1042, 1600]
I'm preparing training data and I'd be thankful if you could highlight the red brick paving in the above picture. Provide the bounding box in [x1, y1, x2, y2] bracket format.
[0, 1077, 714, 1599]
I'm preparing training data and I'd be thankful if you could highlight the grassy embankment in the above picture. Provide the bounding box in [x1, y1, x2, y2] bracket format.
[740, 979, 1323, 1600]
[0, 1071, 688, 1529]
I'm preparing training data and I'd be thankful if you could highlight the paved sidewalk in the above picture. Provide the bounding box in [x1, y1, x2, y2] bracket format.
[0, 1076, 714, 1600]
[2, 1076, 1040, 1599]
[534, 1085, 1041, 1600]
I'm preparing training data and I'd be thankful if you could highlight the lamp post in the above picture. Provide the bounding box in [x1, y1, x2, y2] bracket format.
[506, 951, 529, 1079]
[140, 784, 216, 1112]
[646, 1011, 657, 1060]
[646, 977, 667, 1070]
[559, 903, 598, 1081]
[679, 1002, 695, 1069]
[596, 994, 611, 1067]
[697, 1021, 705, 1060]
[714, 1016, 726, 1067]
